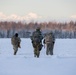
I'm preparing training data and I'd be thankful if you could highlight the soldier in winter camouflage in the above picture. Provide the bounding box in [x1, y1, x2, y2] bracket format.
[31, 27, 43, 58]
[43, 32, 55, 55]
[11, 33, 21, 55]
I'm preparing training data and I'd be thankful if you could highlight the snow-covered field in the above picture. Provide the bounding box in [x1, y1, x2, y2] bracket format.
[0, 38, 76, 75]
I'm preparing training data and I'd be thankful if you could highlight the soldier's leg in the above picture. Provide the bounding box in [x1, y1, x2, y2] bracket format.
[14, 50, 17, 55]
[34, 48, 37, 57]
[37, 44, 42, 58]
[14, 49, 18, 55]
[46, 44, 49, 55]
[35, 45, 39, 58]
[32, 43, 37, 57]
[34, 44, 40, 58]
[13, 46, 18, 55]
[50, 44, 53, 55]
[37, 50, 40, 58]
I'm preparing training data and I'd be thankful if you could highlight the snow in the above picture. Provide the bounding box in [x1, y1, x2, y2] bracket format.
[0, 38, 76, 75]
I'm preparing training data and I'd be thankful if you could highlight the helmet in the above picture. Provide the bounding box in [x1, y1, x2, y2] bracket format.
[15, 33, 18, 37]
[49, 32, 52, 34]
[36, 27, 40, 31]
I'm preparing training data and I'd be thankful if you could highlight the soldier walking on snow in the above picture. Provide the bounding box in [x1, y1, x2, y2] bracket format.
[11, 33, 21, 55]
[30, 27, 43, 58]
[43, 32, 55, 55]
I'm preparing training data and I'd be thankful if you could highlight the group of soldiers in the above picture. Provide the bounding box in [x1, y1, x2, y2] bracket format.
[11, 27, 55, 58]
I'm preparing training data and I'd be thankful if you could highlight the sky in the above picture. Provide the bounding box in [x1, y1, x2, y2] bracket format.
[0, 0, 76, 22]
[0, 38, 76, 75]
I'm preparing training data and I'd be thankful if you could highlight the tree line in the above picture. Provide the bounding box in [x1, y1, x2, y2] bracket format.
[0, 21, 76, 38]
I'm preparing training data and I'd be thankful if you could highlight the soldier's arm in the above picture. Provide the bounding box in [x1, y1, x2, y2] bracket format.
[18, 37, 21, 48]
[11, 36, 14, 45]
[18, 37, 21, 43]
[20, 38, 21, 42]
[43, 39, 45, 44]
[52, 34, 55, 43]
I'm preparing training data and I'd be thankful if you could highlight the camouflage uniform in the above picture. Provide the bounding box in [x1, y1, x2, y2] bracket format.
[11, 33, 21, 55]
[43, 32, 55, 55]
[31, 27, 43, 58]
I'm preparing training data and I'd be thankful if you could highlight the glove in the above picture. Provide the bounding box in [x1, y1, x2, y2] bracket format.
[53, 41, 55, 44]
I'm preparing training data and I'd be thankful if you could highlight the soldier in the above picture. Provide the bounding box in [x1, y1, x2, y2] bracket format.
[11, 33, 21, 55]
[43, 32, 55, 55]
[30, 27, 43, 58]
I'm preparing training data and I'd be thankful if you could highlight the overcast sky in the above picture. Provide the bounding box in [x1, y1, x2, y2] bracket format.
[0, 0, 76, 22]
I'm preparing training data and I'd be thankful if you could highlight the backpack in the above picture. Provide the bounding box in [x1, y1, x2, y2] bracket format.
[32, 31, 42, 45]
[11, 36, 18, 45]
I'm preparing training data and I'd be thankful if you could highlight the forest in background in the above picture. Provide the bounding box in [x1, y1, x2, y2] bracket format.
[0, 20, 76, 38]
